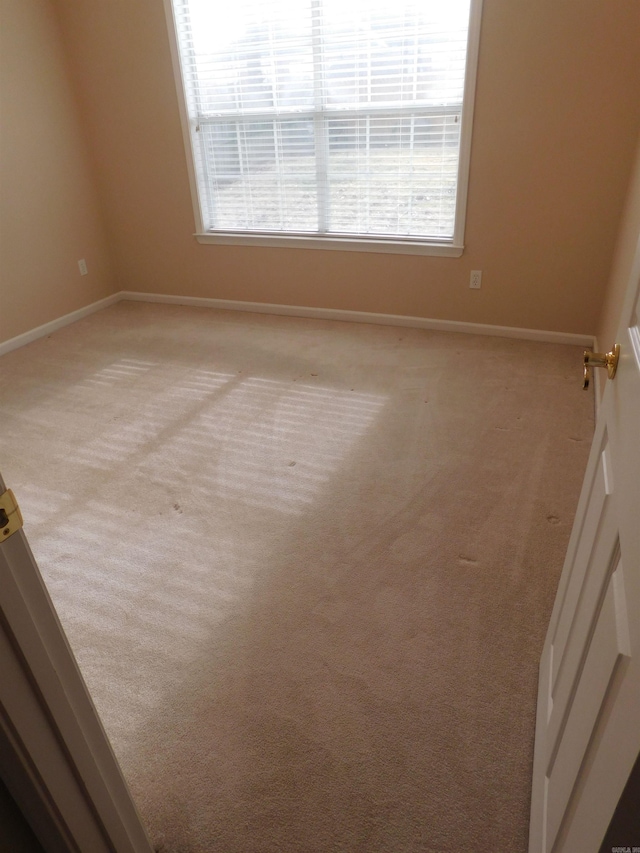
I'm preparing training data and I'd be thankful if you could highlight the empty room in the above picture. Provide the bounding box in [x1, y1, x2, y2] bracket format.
[2, 0, 640, 851]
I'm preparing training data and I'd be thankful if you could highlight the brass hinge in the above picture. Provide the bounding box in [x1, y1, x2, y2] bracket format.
[0, 489, 23, 541]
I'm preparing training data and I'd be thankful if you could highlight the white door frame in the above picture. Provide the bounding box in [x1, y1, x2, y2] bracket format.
[0, 473, 153, 853]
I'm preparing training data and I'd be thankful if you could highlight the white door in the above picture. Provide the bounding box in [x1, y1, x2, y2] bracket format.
[0, 472, 153, 853]
[528, 248, 640, 843]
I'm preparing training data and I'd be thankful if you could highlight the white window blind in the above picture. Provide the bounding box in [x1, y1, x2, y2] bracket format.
[170, 0, 478, 248]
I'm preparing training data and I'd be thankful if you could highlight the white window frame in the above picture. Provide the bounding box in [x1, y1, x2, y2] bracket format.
[164, 0, 483, 257]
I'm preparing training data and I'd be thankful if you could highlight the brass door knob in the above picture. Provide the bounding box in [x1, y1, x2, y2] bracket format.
[583, 344, 620, 390]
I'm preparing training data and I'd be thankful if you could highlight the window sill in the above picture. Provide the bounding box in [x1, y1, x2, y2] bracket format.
[194, 232, 464, 257]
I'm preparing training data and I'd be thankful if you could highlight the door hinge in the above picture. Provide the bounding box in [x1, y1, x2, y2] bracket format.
[0, 489, 23, 541]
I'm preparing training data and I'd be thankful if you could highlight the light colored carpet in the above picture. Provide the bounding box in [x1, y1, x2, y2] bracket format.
[1, 302, 593, 852]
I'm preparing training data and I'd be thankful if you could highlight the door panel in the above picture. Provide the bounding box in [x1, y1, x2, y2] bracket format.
[530, 182, 640, 852]
[0, 473, 153, 853]
[547, 469, 617, 766]
[550, 439, 610, 695]
[546, 558, 631, 850]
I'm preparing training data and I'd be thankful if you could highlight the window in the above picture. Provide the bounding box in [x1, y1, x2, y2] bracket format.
[168, 0, 481, 255]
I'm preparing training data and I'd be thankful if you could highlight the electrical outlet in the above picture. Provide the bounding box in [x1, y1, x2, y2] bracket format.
[469, 270, 482, 289]
[78, 259, 88, 276]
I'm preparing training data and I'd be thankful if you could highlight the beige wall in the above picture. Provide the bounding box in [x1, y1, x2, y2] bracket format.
[51, 0, 640, 336]
[10, 0, 640, 333]
[0, 0, 117, 345]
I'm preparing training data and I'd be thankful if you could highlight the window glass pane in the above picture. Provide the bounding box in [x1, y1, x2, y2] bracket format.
[326, 114, 460, 237]
[321, 0, 470, 108]
[201, 119, 318, 231]
[172, 0, 475, 242]
[186, 0, 314, 113]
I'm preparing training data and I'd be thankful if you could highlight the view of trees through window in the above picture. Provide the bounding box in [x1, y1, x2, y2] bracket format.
[173, 0, 472, 240]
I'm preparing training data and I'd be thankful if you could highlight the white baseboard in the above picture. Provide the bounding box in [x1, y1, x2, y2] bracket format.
[0, 289, 595, 357]
[120, 291, 595, 347]
[0, 293, 121, 358]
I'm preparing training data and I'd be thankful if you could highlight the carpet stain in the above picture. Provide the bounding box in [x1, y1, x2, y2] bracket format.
[547, 514, 561, 524]
[173, 503, 183, 514]
[458, 555, 479, 566]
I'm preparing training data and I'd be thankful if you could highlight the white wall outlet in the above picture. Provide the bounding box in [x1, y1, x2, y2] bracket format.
[469, 270, 482, 289]
[78, 259, 88, 276]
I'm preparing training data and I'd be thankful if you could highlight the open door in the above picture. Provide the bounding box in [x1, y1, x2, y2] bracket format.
[529, 211, 640, 843]
[0, 472, 153, 852]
